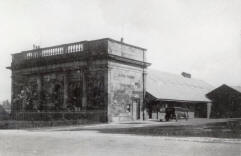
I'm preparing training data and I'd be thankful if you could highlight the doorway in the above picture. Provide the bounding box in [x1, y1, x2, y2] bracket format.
[132, 98, 140, 120]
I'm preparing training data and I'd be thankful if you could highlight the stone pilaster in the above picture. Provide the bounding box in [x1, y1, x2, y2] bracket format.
[63, 74, 69, 109]
[11, 73, 15, 114]
[82, 71, 87, 109]
[207, 102, 212, 119]
[141, 70, 147, 120]
[36, 75, 42, 110]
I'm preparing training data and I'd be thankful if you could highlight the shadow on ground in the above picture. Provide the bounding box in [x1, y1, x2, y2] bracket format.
[66, 119, 241, 139]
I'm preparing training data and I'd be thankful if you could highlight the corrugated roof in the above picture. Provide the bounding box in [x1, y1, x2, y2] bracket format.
[230, 86, 241, 93]
[146, 69, 214, 102]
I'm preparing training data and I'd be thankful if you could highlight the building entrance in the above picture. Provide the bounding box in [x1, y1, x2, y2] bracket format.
[132, 99, 140, 120]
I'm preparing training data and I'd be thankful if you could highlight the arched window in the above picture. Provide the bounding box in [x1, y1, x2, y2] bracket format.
[68, 82, 82, 111]
[52, 84, 64, 110]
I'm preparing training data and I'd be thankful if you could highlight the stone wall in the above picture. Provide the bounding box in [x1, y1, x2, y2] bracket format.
[86, 70, 106, 110]
[107, 62, 144, 122]
[11, 60, 108, 114]
[12, 74, 39, 112]
[107, 40, 146, 62]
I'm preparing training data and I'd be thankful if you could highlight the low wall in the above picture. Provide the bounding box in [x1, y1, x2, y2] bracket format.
[0, 119, 100, 129]
[11, 111, 107, 122]
[0, 110, 107, 129]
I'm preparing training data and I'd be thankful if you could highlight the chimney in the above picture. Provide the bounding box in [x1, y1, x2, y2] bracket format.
[33, 44, 40, 49]
[120, 37, 124, 43]
[181, 72, 191, 78]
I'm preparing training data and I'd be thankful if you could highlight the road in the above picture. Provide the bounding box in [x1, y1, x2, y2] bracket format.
[0, 129, 240, 156]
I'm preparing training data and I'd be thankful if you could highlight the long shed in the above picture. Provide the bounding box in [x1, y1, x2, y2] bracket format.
[146, 69, 214, 120]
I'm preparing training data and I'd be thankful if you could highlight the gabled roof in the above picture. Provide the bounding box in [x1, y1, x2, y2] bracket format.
[146, 69, 213, 102]
[230, 86, 241, 93]
[206, 84, 241, 97]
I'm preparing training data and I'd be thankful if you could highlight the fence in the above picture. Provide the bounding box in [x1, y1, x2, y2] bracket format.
[11, 110, 107, 122]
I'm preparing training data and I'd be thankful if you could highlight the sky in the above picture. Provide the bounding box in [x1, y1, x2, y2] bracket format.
[0, 0, 240, 101]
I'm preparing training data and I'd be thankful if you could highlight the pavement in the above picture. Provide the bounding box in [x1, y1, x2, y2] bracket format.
[32, 118, 232, 131]
[0, 119, 240, 156]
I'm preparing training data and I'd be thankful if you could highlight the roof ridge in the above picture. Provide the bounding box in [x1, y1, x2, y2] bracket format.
[146, 68, 213, 102]
[230, 86, 241, 93]
[148, 68, 213, 88]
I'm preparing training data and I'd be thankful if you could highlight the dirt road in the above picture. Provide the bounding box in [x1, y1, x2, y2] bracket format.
[0, 129, 240, 156]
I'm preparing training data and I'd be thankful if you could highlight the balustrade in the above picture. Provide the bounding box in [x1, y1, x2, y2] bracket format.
[17, 42, 85, 61]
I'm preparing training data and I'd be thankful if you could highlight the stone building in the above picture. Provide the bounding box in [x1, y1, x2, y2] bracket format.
[8, 38, 150, 122]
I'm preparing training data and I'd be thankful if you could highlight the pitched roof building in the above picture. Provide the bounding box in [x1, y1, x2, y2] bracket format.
[206, 84, 241, 118]
[146, 69, 214, 119]
[147, 69, 213, 103]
